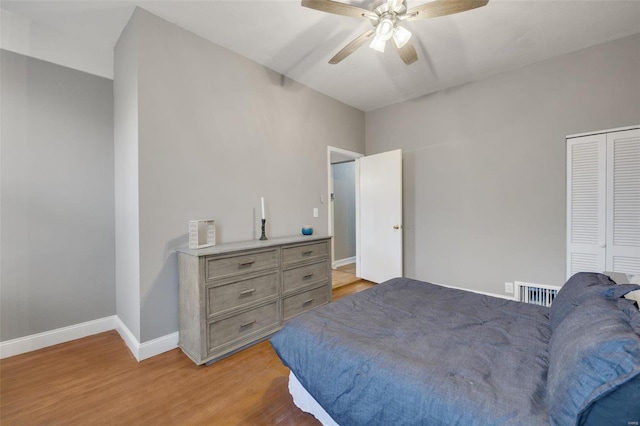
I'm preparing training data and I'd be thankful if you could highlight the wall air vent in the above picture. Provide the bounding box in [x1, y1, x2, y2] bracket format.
[515, 281, 561, 307]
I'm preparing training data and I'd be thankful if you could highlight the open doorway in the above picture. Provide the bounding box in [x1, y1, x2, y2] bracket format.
[327, 147, 403, 285]
[328, 146, 363, 287]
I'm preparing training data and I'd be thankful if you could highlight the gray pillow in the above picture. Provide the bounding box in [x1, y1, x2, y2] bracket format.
[547, 297, 640, 426]
[549, 272, 639, 331]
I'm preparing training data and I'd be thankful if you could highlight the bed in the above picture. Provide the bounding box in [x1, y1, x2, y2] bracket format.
[270, 273, 640, 425]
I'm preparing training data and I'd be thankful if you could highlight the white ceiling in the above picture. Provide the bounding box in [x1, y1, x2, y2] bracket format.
[2, 0, 639, 111]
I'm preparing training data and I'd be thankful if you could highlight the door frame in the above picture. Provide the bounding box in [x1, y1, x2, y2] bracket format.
[327, 146, 364, 270]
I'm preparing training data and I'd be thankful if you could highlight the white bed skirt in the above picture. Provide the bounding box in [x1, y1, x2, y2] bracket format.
[288, 371, 340, 426]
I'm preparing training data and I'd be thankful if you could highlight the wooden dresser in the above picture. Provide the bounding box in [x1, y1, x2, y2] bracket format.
[176, 235, 331, 365]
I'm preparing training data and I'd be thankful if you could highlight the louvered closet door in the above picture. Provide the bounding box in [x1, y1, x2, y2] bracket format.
[606, 129, 640, 274]
[566, 134, 606, 279]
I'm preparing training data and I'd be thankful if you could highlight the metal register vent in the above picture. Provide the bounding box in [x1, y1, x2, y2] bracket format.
[515, 281, 561, 307]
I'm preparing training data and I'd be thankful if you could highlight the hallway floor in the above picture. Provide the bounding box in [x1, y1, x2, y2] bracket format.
[331, 263, 359, 288]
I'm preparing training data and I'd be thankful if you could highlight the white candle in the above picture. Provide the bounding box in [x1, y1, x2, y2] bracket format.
[261, 197, 265, 220]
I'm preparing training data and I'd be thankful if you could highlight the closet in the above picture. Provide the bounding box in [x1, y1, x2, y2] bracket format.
[566, 126, 640, 279]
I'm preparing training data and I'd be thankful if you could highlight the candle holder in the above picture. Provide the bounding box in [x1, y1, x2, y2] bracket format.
[260, 219, 268, 240]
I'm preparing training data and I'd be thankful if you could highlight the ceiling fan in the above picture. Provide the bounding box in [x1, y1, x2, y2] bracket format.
[301, 0, 489, 65]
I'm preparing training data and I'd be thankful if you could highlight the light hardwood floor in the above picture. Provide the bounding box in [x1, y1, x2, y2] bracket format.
[331, 263, 359, 289]
[0, 280, 375, 426]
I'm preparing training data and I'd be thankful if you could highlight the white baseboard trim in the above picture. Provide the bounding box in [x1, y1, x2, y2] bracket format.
[0, 316, 118, 359]
[140, 331, 179, 361]
[114, 317, 141, 360]
[114, 318, 179, 362]
[431, 281, 516, 301]
[1, 316, 179, 362]
[332, 256, 356, 269]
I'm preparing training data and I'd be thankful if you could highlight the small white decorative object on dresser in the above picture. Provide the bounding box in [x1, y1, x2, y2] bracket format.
[188, 219, 216, 249]
[176, 235, 331, 365]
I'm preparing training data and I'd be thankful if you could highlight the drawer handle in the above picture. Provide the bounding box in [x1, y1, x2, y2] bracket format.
[303, 274, 314, 280]
[239, 260, 255, 268]
[240, 288, 256, 295]
[303, 298, 314, 305]
[240, 320, 256, 328]
[302, 251, 313, 256]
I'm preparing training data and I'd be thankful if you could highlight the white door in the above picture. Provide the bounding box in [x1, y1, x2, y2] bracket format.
[357, 149, 403, 283]
[605, 129, 640, 273]
[566, 134, 607, 279]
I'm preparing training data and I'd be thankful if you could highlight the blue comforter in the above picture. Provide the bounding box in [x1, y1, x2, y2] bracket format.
[271, 278, 551, 425]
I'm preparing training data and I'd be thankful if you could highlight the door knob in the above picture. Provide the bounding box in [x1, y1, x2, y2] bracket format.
[393, 225, 400, 230]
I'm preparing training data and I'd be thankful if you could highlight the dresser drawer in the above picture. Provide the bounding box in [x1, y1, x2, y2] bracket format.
[207, 301, 279, 353]
[205, 249, 278, 281]
[283, 260, 329, 294]
[282, 241, 328, 265]
[283, 285, 329, 321]
[206, 272, 279, 317]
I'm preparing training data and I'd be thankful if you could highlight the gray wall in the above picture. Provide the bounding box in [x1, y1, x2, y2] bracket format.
[332, 161, 356, 261]
[114, 14, 141, 340]
[1, 50, 115, 340]
[120, 9, 365, 342]
[366, 33, 640, 295]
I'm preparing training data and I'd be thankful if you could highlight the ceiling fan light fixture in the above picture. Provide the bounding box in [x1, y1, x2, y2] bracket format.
[376, 17, 395, 41]
[392, 25, 412, 48]
[369, 35, 387, 52]
[303, 0, 489, 65]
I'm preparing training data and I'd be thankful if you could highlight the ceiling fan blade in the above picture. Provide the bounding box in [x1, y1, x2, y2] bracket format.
[405, 0, 489, 20]
[302, 0, 377, 19]
[396, 40, 418, 65]
[329, 29, 376, 64]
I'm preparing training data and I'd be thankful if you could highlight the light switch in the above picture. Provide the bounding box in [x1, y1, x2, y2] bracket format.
[313, 208, 319, 218]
